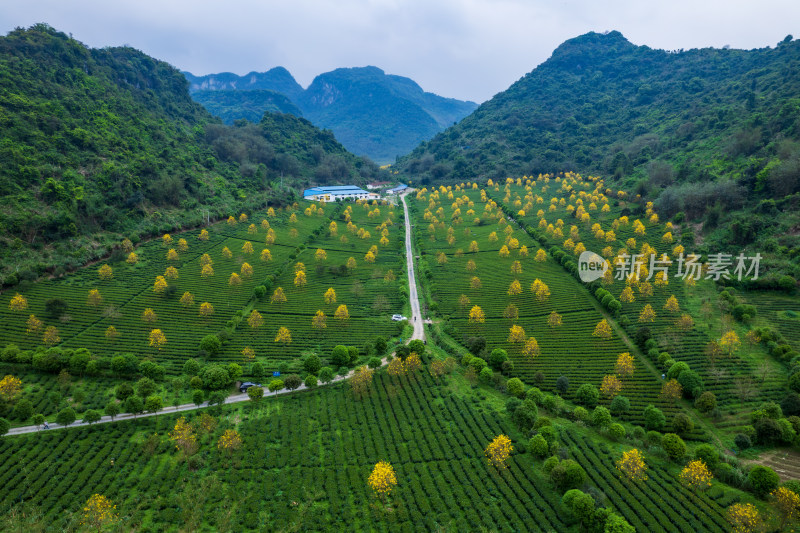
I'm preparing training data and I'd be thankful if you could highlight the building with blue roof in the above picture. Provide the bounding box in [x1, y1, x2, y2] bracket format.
[385, 183, 409, 195]
[302, 185, 380, 202]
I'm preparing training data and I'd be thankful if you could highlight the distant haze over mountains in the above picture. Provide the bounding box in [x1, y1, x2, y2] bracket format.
[184, 66, 478, 164]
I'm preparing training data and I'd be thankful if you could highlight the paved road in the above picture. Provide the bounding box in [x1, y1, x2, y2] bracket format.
[7, 193, 427, 436]
[401, 192, 425, 341]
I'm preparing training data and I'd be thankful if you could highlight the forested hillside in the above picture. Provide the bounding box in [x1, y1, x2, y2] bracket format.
[397, 32, 800, 281]
[185, 66, 478, 164]
[191, 89, 303, 123]
[0, 24, 379, 287]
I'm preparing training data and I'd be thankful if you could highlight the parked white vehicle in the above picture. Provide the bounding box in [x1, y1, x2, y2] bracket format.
[391, 314, 407, 321]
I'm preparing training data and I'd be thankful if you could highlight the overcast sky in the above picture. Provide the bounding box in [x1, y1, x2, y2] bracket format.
[1, 0, 797, 102]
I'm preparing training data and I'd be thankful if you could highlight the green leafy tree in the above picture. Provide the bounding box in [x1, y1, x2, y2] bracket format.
[32, 413, 45, 430]
[247, 386, 264, 404]
[643, 404, 666, 430]
[145, 395, 163, 413]
[331, 345, 350, 367]
[591, 406, 612, 428]
[489, 348, 508, 370]
[283, 374, 302, 391]
[268, 379, 284, 394]
[529, 434, 549, 457]
[12, 399, 33, 421]
[200, 335, 222, 357]
[0, 418, 9, 436]
[104, 401, 120, 420]
[136, 377, 157, 399]
[305, 375, 318, 388]
[124, 396, 144, 417]
[575, 383, 599, 407]
[303, 353, 321, 375]
[506, 377, 525, 398]
[610, 395, 630, 416]
[550, 459, 587, 492]
[319, 367, 334, 384]
[662, 433, 686, 461]
[56, 407, 76, 427]
[83, 409, 101, 424]
[748, 465, 780, 498]
[192, 389, 205, 406]
[183, 358, 201, 376]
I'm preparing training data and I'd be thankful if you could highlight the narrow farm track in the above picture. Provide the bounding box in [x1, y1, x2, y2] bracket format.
[7, 193, 427, 436]
[401, 192, 425, 342]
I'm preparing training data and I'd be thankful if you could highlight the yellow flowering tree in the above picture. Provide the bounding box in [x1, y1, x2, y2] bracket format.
[469, 305, 485, 324]
[485, 434, 513, 469]
[149, 329, 167, 350]
[26, 314, 42, 334]
[169, 417, 198, 456]
[153, 275, 168, 294]
[334, 305, 350, 322]
[275, 327, 292, 345]
[294, 270, 307, 287]
[324, 287, 337, 304]
[217, 429, 243, 455]
[165, 266, 179, 280]
[180, 291, 194, 307]
[43, 326, 60, 346]
[141, 308, 157, 323]
[616, 448, 647, 482]
[660, 379, 683, 403]
[719, 330, 741, 357]
[199, 228, 209, 241]
[548, 311, 563, 328]
[679, 460, 713, 492]
[199, 302, 214, 317]
[638, 304, 656, 323]
[601, 375, 623, 399]
[248, 310, 263, 330]
[508, 324, 526, 343]
[87, 289, 102, 307]
[593, 319, 612, 340]
[771, 487, 800, 529]
[98, 264, 113, 281]
[271, 287, 287, 304]
[664, 295, 680, 312]
[368, 461, 398, 501]
[0, 375, 22, 402]
[522, 338, 540, 359]
[81, 494, 117, 530]
[615, 352, 635, 378]
[726, 503, 760, 533]
[312, 310, 327, 330]
[105, 325, 120, 341]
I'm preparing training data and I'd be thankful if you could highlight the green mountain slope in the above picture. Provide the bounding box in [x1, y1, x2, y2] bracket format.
[191, 89, 303, 124]
[300, 66, 478, 164]
[0, 24, 379, 287]
[184, 66, 478, 164]
[397, 32, 800, 278]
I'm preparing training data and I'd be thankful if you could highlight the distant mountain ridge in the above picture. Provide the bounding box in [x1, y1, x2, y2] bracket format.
[184, 66, 478, 163]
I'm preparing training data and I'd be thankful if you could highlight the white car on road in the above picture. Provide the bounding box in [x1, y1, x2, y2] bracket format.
[391, 314, 407, 321]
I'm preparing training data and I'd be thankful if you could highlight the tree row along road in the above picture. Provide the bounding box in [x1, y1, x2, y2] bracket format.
[7, 192, 425, 435]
